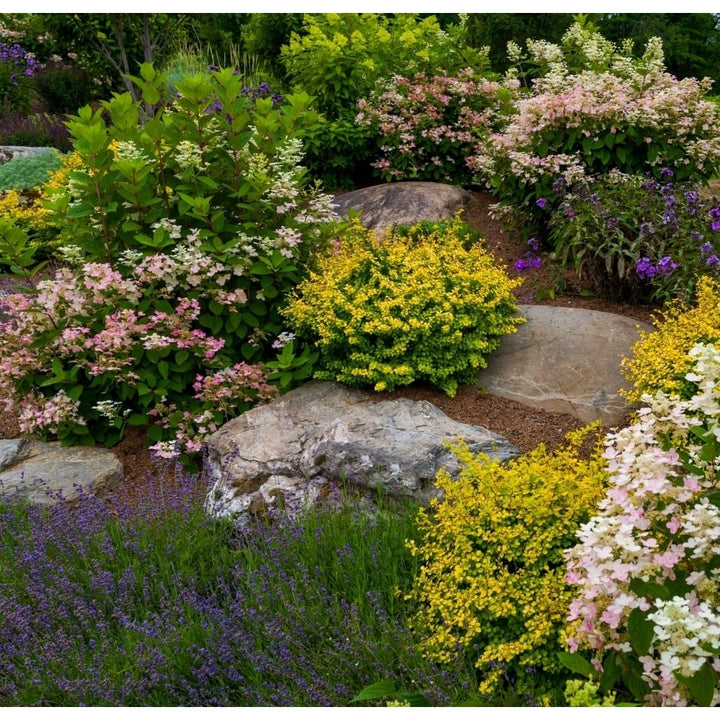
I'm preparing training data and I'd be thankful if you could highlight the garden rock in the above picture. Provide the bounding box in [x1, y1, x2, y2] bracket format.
[204, 380, 519, 526]
[476, 305, 655, 426]
[0, 437, 124, 505]
[330, 181, 474, 235]
[0, 146, 52, 164]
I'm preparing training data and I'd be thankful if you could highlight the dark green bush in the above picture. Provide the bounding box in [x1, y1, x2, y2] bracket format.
[33, 66, 96, 115]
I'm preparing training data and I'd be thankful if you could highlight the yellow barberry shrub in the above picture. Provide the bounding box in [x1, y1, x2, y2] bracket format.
[405, 424, 608, 697]
[621, 275, 720, 402]
[0, 151, 84, 259]
[282, 216, 524, 396]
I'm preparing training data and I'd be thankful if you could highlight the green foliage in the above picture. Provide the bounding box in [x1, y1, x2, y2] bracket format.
[280, 13, 487, 120]
[0, 148, 62, 191]
[406, 425, 609, 700]
[282, 216, 524, 397]
[0, 62, 337, 457]
[33, 65, 96, 114]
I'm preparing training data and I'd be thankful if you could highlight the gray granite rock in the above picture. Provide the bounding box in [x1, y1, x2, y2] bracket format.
[476, 305, 655, 426]
[0, 438, 124, 505]
[331, 181, 473, 235]
[205, 380, 519, 526]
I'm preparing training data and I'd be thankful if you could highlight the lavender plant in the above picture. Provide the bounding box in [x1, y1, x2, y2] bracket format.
[546, 169, 720, 303]
[0, 475, 477, 706]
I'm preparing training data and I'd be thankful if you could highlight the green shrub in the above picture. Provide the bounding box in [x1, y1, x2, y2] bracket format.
[405, 425, 609, 701]
[0, 63, 336, 459]
[0, 148, 63, 191]
[33, 66, 96, 114]
[282, 216, 524, 397]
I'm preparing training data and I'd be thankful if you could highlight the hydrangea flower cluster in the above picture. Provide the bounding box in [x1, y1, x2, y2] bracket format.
[467, 21, 720, 242]
[565, 342, 720, 706]
[356, 68, 514, 185]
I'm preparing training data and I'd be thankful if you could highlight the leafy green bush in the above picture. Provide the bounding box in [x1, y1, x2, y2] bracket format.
[280, 13, 487, 189]
[0, 148, 62, 191]
[0, 63, 337, 459]
[33, 65, 96, 114]
[406, 425, 608, 701]
[282, 216, 524, 397]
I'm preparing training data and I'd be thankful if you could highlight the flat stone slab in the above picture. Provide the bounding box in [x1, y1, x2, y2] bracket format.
[0, 438, 124, 505]
[331, 181, 473, 235]
[476, 305, 654, 426]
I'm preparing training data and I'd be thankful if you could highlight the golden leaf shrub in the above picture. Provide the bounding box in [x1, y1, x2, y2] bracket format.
[621, 276, 720, 402]
[405, 425, 608, 696]
[282, 216, 524, 396]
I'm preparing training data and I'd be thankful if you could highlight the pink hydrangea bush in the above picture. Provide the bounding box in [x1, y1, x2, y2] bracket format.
[0, 235, 279, 459]
[564, 342, 720, 706]
[356, 68, 516, 185]
[467, 21, 720, 239]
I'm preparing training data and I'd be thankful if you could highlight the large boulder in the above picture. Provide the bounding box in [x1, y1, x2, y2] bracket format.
[0, 437, 124, 505]
[204, 380, 519, 526]
[331, 181, 473, 235]
[476, 305, 654, 426]
[0, 146, 53, 164]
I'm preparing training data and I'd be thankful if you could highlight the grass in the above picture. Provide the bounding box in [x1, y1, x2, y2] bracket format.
[0, 468, 487, 707]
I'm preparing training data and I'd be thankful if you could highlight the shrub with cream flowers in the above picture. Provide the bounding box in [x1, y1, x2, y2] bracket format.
[0, 63, 338, 459]
[467, 19, 720, 241]
[564, 342, 720, 706]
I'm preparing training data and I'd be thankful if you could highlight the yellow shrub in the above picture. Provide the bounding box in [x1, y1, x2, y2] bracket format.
[0, 151, 83, 256]
[405, 424, 608, 696]
[282, 216, 524, 396]
[621, 276, 720, 402]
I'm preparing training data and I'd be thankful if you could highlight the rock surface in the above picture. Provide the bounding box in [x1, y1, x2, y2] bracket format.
[0, 437, 124, 505]
[477, 305, 654, 426]
[205, 380, 519, 526]
[331, 181, 473, 234]
[0, 145, 53, 163]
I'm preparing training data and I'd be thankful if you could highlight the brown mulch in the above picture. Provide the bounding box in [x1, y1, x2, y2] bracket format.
[0, 191, 662, 500]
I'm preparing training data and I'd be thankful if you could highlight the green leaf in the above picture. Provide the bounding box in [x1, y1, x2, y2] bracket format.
[621, 655, 651, 701]
[599, 652, 622, 694]
[675, 662, 716, 707]
[557, 651, 596, 679]
[127, 413, 149, 426]
[350, 680, 398, 703]
[158, 360, 169, 379]
[707, 491, 720, 510]
[627, 608, 654, 656]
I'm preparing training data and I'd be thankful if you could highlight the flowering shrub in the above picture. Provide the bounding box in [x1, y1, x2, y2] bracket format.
[564, 342, 720, 706]
[280, 13, 488, 189]
[282, 216, 524, 397]
[405, 425, 608, 699]
[621, 277, 720, 402]
[356, 68, 512, 186]
[0, 64, 339, 458]
[0, 244, 277, 455]
[0, 41, 37, 115]
[547, 170, 720, 303]
[468, 20, 720, 240]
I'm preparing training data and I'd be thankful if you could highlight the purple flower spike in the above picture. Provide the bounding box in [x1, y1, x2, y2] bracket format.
[536, 198, 547, 208]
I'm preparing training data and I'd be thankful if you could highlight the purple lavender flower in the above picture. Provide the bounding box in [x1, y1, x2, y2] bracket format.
[527, 237, 540, 252]
[639, 222, 655, 237]
[535, 198, 547, 208]
[707, 254, 720, 267]
[660, 167, 674, 177]
[700, 242, 713, 254]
